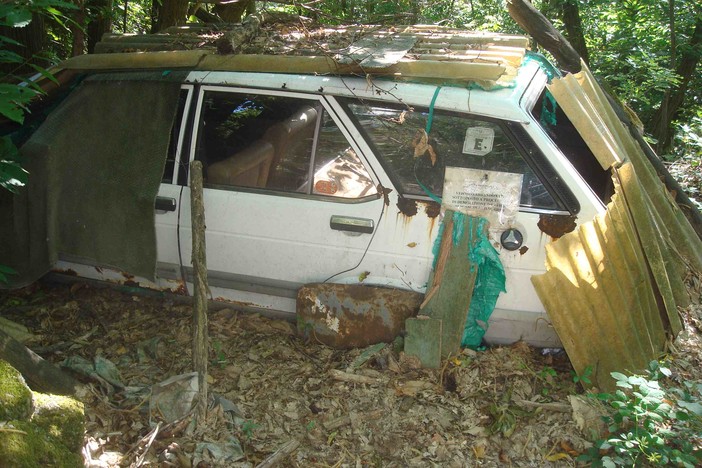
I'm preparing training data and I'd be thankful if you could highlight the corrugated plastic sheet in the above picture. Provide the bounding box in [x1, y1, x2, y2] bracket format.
[534, 61, 702, 390]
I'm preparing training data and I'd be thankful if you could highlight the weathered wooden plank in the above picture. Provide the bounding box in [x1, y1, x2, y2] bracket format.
[60, 51, 509, 83]
[420, 212, 478, 358]
[404, 317, 443, 369]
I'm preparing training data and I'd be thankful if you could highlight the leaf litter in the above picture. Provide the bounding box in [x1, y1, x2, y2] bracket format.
[1, 279, 701, 467]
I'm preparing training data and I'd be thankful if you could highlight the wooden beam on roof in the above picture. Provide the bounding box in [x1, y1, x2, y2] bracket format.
[59, 50, 508, 83]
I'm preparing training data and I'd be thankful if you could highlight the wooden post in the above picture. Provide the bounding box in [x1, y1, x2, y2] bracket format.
[190, 161, 209, 424]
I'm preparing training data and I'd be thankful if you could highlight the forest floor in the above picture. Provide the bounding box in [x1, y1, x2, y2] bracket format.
[1, 279, 701, 467]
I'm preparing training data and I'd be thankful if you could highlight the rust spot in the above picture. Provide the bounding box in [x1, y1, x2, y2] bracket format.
[121, 271, 135, 280]
[519, 246, 529, 255]
[397, 196, 418, 217]
[123, 280, 140, 288]
[297, 284, 423, 348]
[173, 282, 188, 296]
[538, 214, 577, 239]
[52, 268, 78, 276]
[423, 201, 441, 218]
[378, 184, 393, 207]
[214, 297, 256, 308]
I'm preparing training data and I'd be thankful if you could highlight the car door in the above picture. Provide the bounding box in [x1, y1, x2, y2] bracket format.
[174, 86, 388, 308]
[334, 98, 581, 330]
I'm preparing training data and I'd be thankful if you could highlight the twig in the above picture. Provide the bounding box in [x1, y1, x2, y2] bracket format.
[516, 399, 571, 413]
[329, 369, 384, 385]
[0, 428, 27, 435]
[255, 439, 300, 468]
[134, 421, 161, 467]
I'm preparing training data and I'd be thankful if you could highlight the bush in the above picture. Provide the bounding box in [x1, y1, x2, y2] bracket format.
[579, 361, 702, 467]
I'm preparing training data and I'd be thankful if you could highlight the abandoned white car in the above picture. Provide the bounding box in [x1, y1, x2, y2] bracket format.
[6, 25, 693, 360]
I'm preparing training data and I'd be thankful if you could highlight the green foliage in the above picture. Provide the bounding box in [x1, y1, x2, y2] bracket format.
[573, 365, 594, 387]
[240, 420, 259, 440]
[666, 115, 702, 210]
[579, 361, 702, 467]
[211, 339, 228, 367]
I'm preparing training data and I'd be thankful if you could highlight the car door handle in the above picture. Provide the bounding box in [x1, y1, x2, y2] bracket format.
[155, 196, 177, 212]
[330, 215, 374, 234]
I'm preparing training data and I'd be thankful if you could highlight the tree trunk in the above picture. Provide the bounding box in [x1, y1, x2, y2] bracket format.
[213, 0, 255, 23]
[190, 161, 209, 424]
[648, 17, 702, 153]
[72, 0, 86, 56]
[561, 0, 589, 65]
[506, 0, 582, 73]
[86, 0, 113, 54]
[0, 14, 46, 74]
[158, 0, 190, 31]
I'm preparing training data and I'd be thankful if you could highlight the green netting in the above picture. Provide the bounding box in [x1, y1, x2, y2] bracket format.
[523, 51, 562, 82]
[462, 216, 506, 348]
[1, 76, 181, 286]
[431, 212, 506, 348]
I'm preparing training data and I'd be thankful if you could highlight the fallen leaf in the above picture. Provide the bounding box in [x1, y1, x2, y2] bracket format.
[412, 129, 437, 166]
[545, 453, 571, 462]
[406, 242, 417, 248]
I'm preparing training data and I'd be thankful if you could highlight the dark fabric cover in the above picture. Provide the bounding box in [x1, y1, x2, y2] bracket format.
[1, 76, 181, 286]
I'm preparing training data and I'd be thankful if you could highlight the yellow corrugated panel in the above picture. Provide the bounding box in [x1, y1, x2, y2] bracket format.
[532, 164, 668, 390]
[548, 73, 623, 170]
[550, 62, 702, 275]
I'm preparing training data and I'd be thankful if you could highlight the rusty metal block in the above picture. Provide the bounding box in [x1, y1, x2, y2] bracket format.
[296, 283, 422, 349]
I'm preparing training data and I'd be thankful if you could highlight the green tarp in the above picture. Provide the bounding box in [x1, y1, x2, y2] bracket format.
[1, 75, 181, 286]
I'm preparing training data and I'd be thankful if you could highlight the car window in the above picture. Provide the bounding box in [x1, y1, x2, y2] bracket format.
[162, 87, 192, 184]
[531, 89, 613, 205]
[195, 90, 377, 199]
[342, 100, 560, 211]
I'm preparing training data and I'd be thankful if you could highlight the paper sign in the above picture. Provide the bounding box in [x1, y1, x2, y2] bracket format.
[442, 167, 523, 227]
[462, 127, 495, 156]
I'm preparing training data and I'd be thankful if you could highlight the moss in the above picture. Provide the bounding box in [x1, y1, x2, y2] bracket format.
[0, 359, 33, 421]
[32, 393, 85, 452]
[0, 420, 82, 468]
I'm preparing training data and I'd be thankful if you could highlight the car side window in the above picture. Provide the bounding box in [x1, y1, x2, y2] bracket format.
[162, 87, 192, 184]
[195, 90, 376, 199]
[343, 100, 560, 210]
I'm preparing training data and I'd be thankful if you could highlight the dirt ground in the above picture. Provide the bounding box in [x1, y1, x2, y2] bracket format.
[1, 279, 701, 467]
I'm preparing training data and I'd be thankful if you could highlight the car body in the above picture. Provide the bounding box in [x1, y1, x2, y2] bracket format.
[26, 46, 610, 348]
[2, 29, 612, 347]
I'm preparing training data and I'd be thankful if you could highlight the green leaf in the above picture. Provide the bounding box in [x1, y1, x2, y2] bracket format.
[0, 35, 22, 47]
[0, 49, 24, 63]
[5, 9, 32, 28]
[0, 83, 37, 124]
[0, 264, 17, 274]
[678, 400, 702, 416]
[0, 136, 20, 161]
[28, 63, 59, 85]
[0, 159, 29, 192]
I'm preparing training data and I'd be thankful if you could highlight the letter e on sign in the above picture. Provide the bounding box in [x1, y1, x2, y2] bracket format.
[462, 127, 495, 156]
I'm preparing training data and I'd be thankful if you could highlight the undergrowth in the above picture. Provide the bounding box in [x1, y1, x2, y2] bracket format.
[579, 360, 702, 467]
